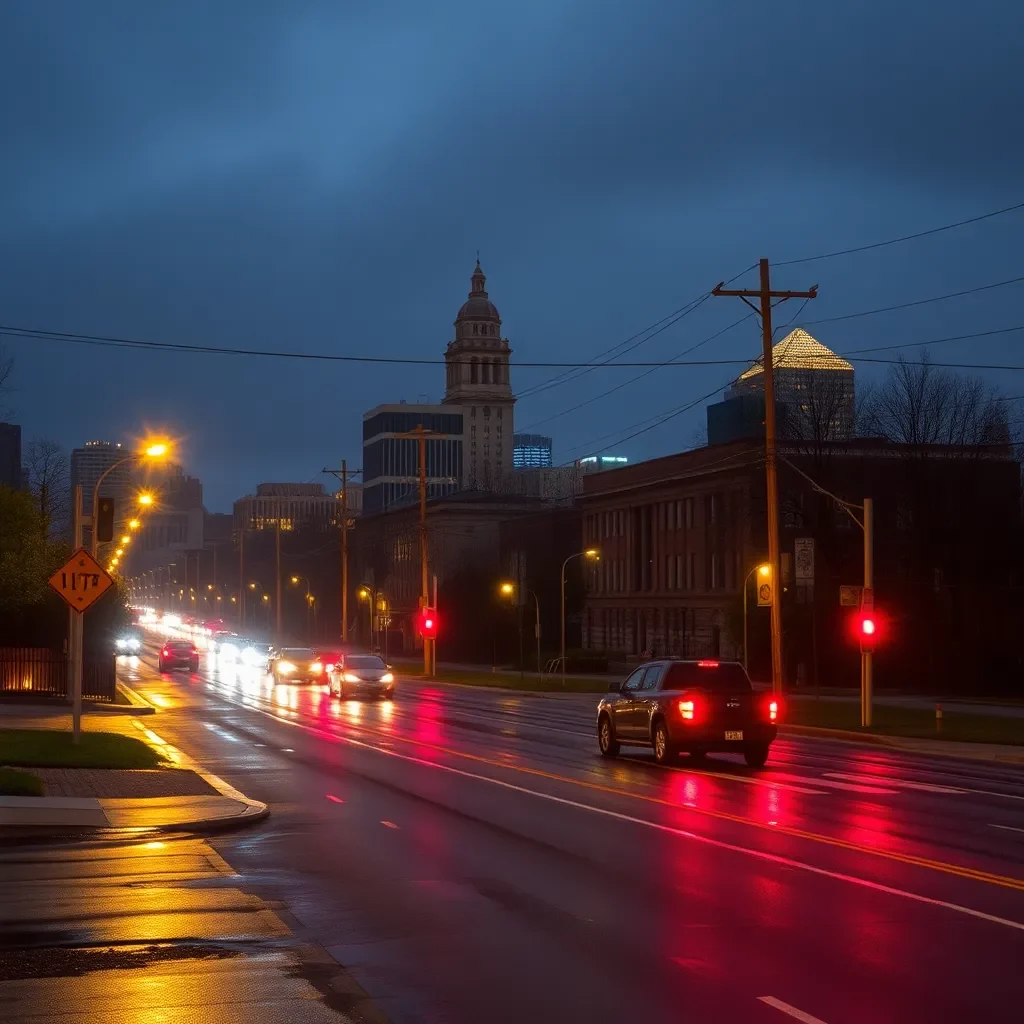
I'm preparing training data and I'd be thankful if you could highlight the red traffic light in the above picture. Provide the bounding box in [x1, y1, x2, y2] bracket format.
[855, 612, 879, 652]
[417, 607, 438, 639]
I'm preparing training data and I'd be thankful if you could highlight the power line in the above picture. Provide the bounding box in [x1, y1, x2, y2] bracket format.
[778, 200, 1024, 266]
[517, 292, 709, 399]
[802, 275, 1024, 327]
[840, 324, 1024, 356]
[518, 310, 755, 431]
[853, 357, 1024, 372]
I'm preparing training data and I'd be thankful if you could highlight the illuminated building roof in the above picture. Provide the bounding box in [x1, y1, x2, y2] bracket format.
[738, 329, 853, 381]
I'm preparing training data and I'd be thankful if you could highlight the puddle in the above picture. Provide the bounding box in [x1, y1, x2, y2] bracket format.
[0, 941, 245, 980]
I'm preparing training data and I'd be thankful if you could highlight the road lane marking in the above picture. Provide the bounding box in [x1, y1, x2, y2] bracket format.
[758, 996, 828, 1023]
[661, 763, 828, 796]
[325, 794, 345, 804]
[237, 702, 1024, 896]
[824, 772, 965, 795]
[381, 820, 399, 829]
[293, 720, 1024, 932]
[769, 772, 897, 795]
[990, 823, 1024, 834]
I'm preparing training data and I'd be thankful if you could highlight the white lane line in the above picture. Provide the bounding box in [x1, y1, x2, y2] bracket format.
[990, 823, 1024, 834]
[824, 772, 965, 795]
[243, 703, 1024, 933]
[769, 772, 897, 795]
[758, 995, 828, 1023]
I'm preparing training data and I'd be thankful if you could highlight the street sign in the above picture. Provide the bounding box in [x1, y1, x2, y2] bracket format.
[839, 585, 862, 607]
[794, 538, 815, 581]
[48, 548, 114, 613]
[757, 581, 772, 607]
[861, 586, 874, 612]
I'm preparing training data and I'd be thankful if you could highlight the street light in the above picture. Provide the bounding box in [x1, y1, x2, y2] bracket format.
[120, 535, 130, 545]
[742, 562, 771, 674]
[561, 549, 599, 685]
[290, 576, 313, 641]
[137, 492, 154, 507]
[88, 441, 169, 557]
[128, 519, 140, 530]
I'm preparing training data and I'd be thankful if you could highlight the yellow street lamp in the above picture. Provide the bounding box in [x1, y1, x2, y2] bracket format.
[128, 519, 141, 530]
[137, 492, 154, 507]
[144, 441, 170, 458]
[499, 581, 515, 597]
[121, 535, 131, 545]
[115, 548, 123, 557]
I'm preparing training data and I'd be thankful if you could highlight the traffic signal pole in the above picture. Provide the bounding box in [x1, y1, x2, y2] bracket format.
[70, 485, 84, 744]
[713, 261, 817, 696]
[861, 497, 874, 727]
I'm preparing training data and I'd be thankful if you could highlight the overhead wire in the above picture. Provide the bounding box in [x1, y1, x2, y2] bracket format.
[777, 199, 1024, 266]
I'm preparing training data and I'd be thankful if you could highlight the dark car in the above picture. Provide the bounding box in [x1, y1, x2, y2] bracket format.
[328, 654, 395, 699]
[596, 659, 778, 768]
[159, 639, 199, 673]
[267, 647, 322, 684]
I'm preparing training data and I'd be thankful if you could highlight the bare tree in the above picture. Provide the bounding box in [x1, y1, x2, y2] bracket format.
[858, 354, 1009, 448]
[24, 438, 70, 537]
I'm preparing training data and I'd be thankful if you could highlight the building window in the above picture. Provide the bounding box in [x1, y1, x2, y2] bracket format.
[675, 554, 684, 589]
[497, 407, 502, 419]
[707, 494, 718, 526]
[685, 498, 695, 529]
[687, 552, 696, 589]
[711, 552, 721, 589]
[471, 406, 477, 418]
[665, 555, 673, 590]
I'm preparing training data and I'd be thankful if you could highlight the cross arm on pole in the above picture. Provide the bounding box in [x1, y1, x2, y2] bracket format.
[712, 283, 819, 300]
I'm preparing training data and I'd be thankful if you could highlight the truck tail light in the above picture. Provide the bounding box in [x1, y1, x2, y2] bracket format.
[768, 699, 779, 723]
[678, 699, 697, 721]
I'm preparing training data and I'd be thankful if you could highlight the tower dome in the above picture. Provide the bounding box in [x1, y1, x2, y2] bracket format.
[455, 260, 501, 324]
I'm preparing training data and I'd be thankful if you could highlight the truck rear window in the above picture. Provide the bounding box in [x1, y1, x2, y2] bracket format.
[664, 662, 752, 693]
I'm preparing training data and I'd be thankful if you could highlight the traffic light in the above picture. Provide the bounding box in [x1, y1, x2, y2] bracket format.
[417, 607, 438, 640]
[96, 498, 115, 543]
[857, 612, 877, 653]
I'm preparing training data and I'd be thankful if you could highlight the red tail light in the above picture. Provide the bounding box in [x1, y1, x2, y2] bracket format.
[161, 647, 170, 657]
[678, 698, 697, 721]
[696, 660, 719, 668]
[768, 698, 779, 723]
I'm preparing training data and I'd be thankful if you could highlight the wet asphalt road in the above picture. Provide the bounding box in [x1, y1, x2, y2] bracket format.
[113, 643, 1024, 1024]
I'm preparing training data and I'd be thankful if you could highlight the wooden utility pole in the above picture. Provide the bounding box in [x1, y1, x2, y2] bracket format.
[394, 425, 438, 677]
[323, 460, 361, 643]
[713, 259, 817, 695]
[239, 528, 245, 630]
[275, 504, 282, 640]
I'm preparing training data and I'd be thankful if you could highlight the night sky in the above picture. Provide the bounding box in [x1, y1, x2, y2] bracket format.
[2, 1, 1021, 511]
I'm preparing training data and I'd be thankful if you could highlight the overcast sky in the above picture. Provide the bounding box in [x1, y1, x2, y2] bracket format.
[2, 1, 1021, 510]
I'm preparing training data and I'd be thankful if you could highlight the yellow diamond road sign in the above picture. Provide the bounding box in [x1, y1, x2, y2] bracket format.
[48, 548, 114, 613]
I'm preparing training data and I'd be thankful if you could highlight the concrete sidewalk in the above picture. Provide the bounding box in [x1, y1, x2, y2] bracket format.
[0, 711, 267, 835]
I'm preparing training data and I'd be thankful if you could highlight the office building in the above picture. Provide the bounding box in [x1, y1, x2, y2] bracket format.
[577, 454, 629, 472]
[362, 405, 464, 514]
[233, 482, 342, 532]
[709, 328, 855, 444]
[512, 433, 553, 468]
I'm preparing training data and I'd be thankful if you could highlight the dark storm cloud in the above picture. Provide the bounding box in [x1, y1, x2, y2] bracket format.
[1, 1, 1021, 507]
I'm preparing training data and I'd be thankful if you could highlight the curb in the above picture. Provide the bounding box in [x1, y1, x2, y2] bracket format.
[780, 724, 1024, 764]
[84, 681, 156, 715]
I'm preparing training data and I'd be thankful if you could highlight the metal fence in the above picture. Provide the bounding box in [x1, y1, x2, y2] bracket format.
[0, 648, 117, 702]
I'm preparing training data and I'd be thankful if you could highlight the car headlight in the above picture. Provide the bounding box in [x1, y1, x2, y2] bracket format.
[310, 662, 323, 674]
[277, 661, 295, 675]
[324, 663, 335, 674]
[128, 638, 140, 651]
[116, 638, 127, 649]
[380, 672, 394, 684]
[343, 672, 361, 683]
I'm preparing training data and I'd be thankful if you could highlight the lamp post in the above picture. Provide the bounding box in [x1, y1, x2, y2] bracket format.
[89, 443, 168, 558]
[358, 586, 375, 649]
[291, 576, 313, 642]
[742, 562, 771, 675]
[561, 549, 599, 686]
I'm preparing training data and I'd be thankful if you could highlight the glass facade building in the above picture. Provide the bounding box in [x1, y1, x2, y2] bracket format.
[512, 433, 553, 468]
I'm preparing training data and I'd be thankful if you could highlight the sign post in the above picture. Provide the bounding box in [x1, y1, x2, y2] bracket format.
[48, 544, 114, 744]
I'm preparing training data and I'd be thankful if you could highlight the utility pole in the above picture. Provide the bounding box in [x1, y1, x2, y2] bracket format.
[323, 460, 362, 644]
[713, 259, 817, 696]
[275, 503, 282, 640]
[862, 497, 874, 727]
[395, 426, 441, 678]
[69, 485, 84, 744]
[239, 528, 245, 631]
